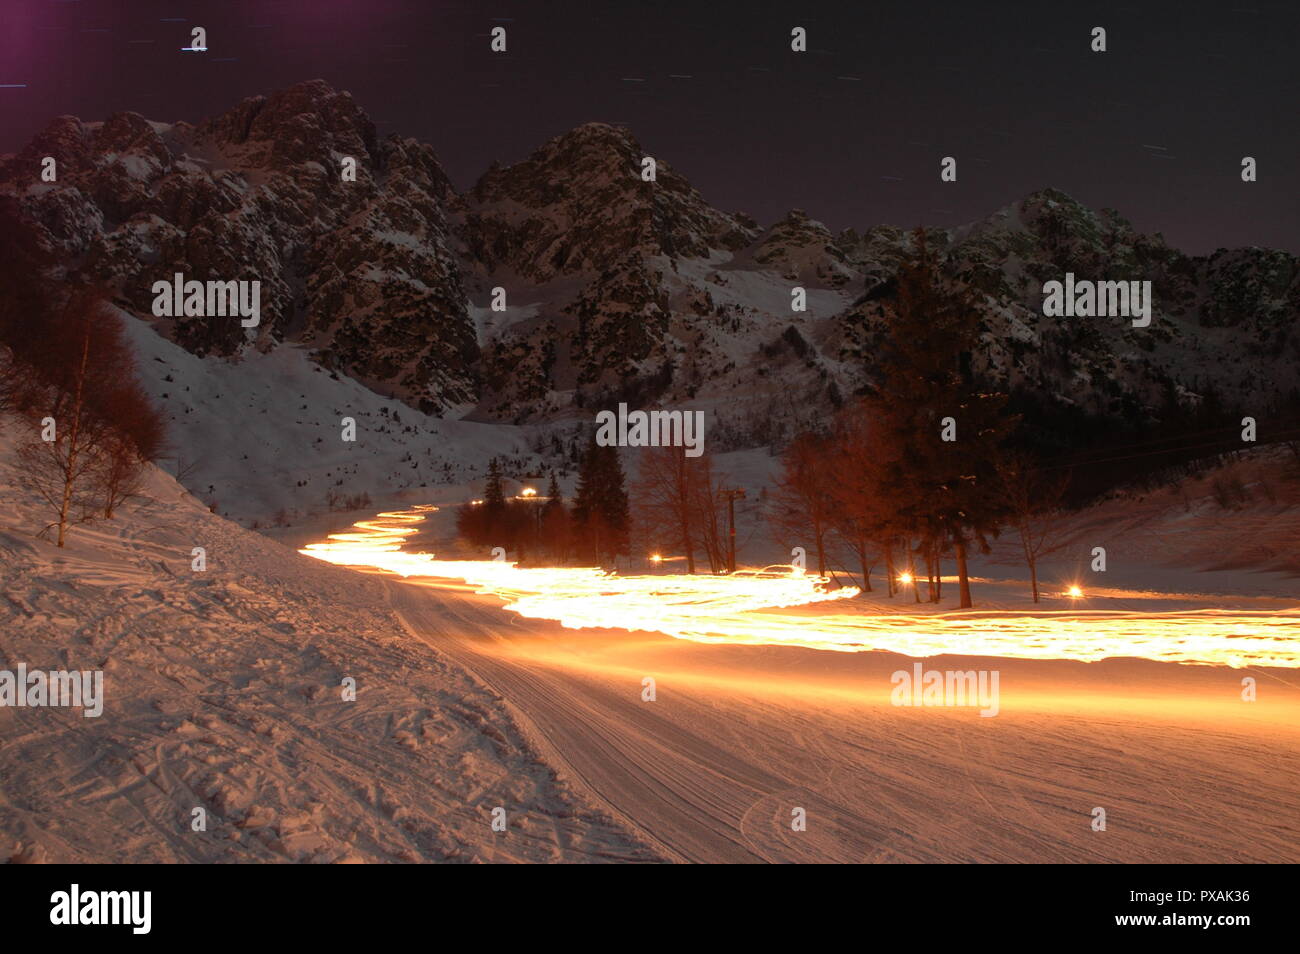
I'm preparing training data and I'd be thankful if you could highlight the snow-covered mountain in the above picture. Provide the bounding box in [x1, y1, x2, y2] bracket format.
[3, 80, 477, 413]
[3, 79, 1297, 472]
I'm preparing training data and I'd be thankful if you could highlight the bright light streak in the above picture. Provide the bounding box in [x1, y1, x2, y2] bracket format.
[301, 507, 1300, 669]
[301, 506, 857, 619]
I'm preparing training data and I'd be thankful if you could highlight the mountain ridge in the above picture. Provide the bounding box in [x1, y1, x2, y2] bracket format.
[3, 79, 1296, 442]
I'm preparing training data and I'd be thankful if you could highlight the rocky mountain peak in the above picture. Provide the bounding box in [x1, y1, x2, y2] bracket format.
[2, 82, 1294, 442]
[461, 121, 757, 282]
[750, 209, 854, 286]
[196, 79, 379, 172]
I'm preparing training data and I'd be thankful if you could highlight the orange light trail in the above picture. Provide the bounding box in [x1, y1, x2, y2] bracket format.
[301, 507, 1300, 668]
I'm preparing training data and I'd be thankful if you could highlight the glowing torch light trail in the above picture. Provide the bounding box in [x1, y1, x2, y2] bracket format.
[301, 507, 1300, 669]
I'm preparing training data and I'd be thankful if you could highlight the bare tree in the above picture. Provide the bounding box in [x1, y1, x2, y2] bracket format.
[16, 292, 165, 543]
[690, 454, 730, 574]
[18, 332, 107, 545]
[827, 409, 887, 593]
[995, 450, 1071, 602]
[635, 445, 700, 573]
[95, 377, 166, 518]
[95, 430, 146, 519]
[634, 446, 731, 573]
[769, 432, 837, 577]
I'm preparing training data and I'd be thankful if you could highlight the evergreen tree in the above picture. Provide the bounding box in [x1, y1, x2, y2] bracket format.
[863, 229, 1015, 607]
[538, 470, 571, 563]
[542, 471, 563, 513]
[483, 457, 506, 509]
[477, 457, 508, 547]
[573, 435, 629, 564]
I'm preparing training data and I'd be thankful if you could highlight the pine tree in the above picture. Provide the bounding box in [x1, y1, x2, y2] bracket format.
[573, 436, 629, 564]
[603, 445, 631, 560]
[538, 470, 571, 563]
[862, 229, 1016, 607]
[484, 457, 506, 509]
[475, 457, 507, 549]
[542, 471, 562, 512]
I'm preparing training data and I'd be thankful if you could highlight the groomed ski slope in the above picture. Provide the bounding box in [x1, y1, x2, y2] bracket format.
[389, 577, 1300, 864]
[0, 422, 658, 863]
[4, 415, 1298, 863]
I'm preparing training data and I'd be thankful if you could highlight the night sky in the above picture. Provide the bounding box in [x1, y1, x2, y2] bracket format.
[3, 0, 1298, 255]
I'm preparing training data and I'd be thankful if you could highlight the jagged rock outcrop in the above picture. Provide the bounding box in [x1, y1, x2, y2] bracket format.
[1, 80, 477, 411]
[460, 122, 756, 281]
[4, 85, 1296, 439]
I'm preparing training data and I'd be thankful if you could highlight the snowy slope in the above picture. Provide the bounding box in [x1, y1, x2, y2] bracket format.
[121, 311, 533, 523]
[0, 418, 657, 863]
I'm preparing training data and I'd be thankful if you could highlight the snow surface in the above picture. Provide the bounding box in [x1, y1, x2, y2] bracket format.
[3, 393, 1297, 862]
[389, 563, 1300, 863]
[120, 312, 532, 523]
[0, 419, 657, 863]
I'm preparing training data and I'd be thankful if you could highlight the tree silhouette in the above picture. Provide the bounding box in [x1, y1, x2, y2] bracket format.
[572, 435, 629, 565]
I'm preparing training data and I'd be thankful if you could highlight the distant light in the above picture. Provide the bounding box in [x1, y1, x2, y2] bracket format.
[1067, 585, 1084, 598]
[650, 554, 663, 563]
[520, 487, 536, 497]
[898, 572, 913, 585]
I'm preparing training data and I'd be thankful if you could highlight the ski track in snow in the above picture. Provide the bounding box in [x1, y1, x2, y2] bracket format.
[387, 579, 1300, 864]
[4, 414, 1299, 862]
[0, 425, 658, 864]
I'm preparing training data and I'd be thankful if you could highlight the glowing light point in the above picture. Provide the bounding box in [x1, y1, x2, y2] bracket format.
[1067, 585, 1084, 598]
[520, 487, 536, 497]
[650, 554, 663, 563]
[898, 572, 914, 585]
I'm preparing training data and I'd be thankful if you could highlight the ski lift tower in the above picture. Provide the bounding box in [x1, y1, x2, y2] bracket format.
[719, 487, 746, 573]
